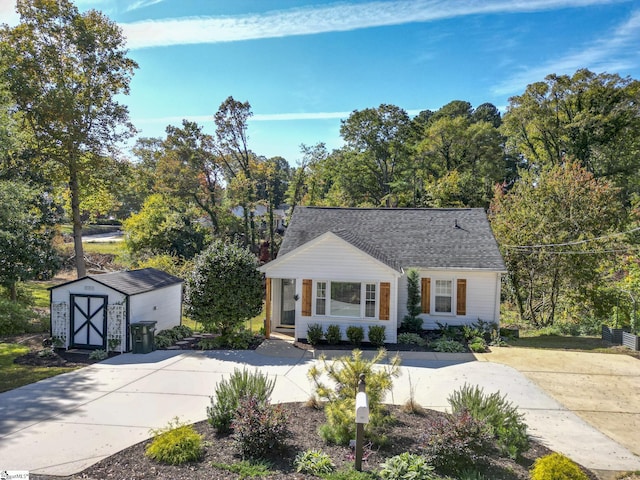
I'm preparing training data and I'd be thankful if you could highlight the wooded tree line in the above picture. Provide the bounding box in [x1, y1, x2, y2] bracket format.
[2, 0, 640, 329]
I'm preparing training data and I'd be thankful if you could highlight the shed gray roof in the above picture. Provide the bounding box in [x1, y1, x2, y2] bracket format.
[51, 268, 183, 296]
[279, 207, 505, 271]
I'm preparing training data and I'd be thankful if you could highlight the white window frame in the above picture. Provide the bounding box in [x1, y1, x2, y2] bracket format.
[431, 277, 456, 316]
[316, 281, 327, 315]
[313, 280, 378, 318]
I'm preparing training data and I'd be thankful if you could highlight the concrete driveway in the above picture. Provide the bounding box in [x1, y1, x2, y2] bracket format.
[477, 348, 640, 459]
[0, 342, 639, 477]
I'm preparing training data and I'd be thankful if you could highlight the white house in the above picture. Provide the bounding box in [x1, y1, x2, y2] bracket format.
[259, 207, 506, 344]
[49, 268, 183, 352]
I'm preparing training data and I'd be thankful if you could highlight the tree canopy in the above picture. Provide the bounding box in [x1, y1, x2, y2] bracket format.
[0, 180, 60, 300]
[1, 0, 137, 277]
[184, 240, 263, 335]
[490, 161, 624, 326]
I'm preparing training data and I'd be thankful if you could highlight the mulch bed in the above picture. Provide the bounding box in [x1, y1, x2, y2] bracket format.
[12, 349, 108, 367]
[30, 402, 599, 480]
[5, 333, 600, 480]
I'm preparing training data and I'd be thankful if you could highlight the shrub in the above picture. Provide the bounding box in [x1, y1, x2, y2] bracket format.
[325, 324, 342, 344]
[346, 325, 364, 346]
[294, 449, 336, 475]
[185, 240, 263, 335]
[232, 395, 290, 459]
[157, 328, 180, 341]
[368, 325, 386, 347]
[207, 368, 275, 433]
[307, 323, 324, 346]
[418, 410, 494, 474]
[436, 322, 464, 340]
[468, 337, 487, 353]
[204, 329, 257, 349]
[154, 334, 173, 349]
[89, 349, 108, 360]
[308, 349, 401, 445]
[530, 453, 589, 480]
[379, 452, 437, 480]
[431, 338, 466, 353]
[397, 332, 427, 347]
[145, 417, 203, 465]
[172, 328, 186, 341]
[158, 325, 193, 341]
[448, 384, 529, 459]
[0, 298, 37, 335]
[402, 269, 424, 332]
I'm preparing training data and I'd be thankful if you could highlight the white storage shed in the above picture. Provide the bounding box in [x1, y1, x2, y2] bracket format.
[49, 268, 183, 352]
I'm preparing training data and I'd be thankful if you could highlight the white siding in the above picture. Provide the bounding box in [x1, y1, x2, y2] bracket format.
[397, 269, 501, 329]
[129, 284, 183, 332]
[266, 234, 397, 280]
[265, 235, 399, 343]
[51, 278, 183, 351]
[50, 278, 126, 304]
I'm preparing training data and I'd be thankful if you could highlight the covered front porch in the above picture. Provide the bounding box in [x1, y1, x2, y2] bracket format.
[264, 277, 299, 339]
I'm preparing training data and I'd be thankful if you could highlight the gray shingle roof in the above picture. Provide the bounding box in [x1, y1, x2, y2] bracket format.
[279, 207, 505, 271]
[88, 268, 183, 295]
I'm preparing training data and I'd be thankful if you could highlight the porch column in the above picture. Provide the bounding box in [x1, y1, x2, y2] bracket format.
[265, 277, 271, 339]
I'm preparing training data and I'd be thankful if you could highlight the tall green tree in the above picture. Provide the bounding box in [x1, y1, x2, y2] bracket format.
[339, 104, 413, 206]
[415, 103, 506, 207]
[490, 161, 623, 326]
[123, 194, 209, 260]
[502, 69, 640, 201]
[214, 96, 256, 248]
[254, 156, 290, 259]
[0, 180, 60, 301]
[1, 0, 137, 277]
[155, 120, 223, 233]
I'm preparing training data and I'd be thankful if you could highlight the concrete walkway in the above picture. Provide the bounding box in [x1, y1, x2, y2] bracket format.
[0, 341, 639, 477]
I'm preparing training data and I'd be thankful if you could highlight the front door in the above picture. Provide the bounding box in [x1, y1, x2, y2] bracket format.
[280, 279, 296, 327]
[71, 294, 107, 349]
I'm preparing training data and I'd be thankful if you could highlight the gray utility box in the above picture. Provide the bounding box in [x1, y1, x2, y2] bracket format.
[131, 321, 157, 354]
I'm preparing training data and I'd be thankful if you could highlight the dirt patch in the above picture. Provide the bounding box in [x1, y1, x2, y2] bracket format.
[30, 403, 597, 480]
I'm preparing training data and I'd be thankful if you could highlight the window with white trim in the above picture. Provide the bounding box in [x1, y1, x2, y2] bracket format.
[434, 279, 452, 313]
[316, 282, 326, 315]
[365, 283, 376, 318]
[314, 281, 378, 318]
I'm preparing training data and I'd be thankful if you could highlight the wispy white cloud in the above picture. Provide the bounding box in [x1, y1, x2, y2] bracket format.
[125, 0, 163, 13]
[134, 109, 426, 126]
[121, 0, 627, 49]
[493, 9, 640, 95]
[133, 112, 354, 126]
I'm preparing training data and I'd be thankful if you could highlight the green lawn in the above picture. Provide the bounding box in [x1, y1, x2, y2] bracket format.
[0, 343, 78, 393]
[21, 280, 57, 308]
[506, 334, 609, 351]
[83, 241, 127, 257]
[181, 305, 265, 334]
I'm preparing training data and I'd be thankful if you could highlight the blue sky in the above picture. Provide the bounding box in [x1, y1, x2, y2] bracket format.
[2, 0, 640, 164]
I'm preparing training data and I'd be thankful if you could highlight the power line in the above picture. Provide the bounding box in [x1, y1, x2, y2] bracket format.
[505, 247, 640, 255]
[503, 226, 640, 249]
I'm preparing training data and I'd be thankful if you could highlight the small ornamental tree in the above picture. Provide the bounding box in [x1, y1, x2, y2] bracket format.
[308, 349, 401, 445]
[185, 240, 262, 335]
[402, 269, 423, 332]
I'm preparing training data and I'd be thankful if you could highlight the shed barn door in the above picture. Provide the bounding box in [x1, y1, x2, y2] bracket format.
[71, 294, 108, 349]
